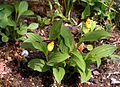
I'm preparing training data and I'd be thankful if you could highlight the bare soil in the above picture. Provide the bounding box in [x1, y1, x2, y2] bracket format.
[0, 27, 120, 87]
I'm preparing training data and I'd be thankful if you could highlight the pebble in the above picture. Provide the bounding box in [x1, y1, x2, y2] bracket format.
[19, 81, 22, 83]
[93, 70, 100, 76]
[111, 77, 120, 84]
[111, 57, 120, 64]
[10, 78, 14, 80]
[21, 50, 29, 57]
[7, 56, 12, 61]
[108, 83, 111, 86]
[102, 77, 106, 80]
[100, 84, 103, 86]
[86, 82, 92, 85]
[32, 82, 35, 86]
[107, 73, 111, 78]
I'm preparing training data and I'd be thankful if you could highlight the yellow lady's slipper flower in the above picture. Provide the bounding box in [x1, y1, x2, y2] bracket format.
[85, 18, 91, 29]
[47, 41, 54, 51]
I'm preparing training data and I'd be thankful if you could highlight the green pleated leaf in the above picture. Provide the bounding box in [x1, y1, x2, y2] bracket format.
[82, 4, 90, 19]
[8, 18, 16, 27]
[71, 49, 86, 72]
[78, 68, 92, 83]
[18, 1, 28, 16]
[85, 44, 117, 60]
[59, 39, 69, 53]
[32, 42, 48, 56]
[22, 10, 34, 16]
[25, 33, 43, 42]
[53, 67, 65, 83]
[14, 2, 19, 13]
[20, 42, 35, 49]
[90, 20, 96, 31]
[82, 26, 89, 34]
[28, 23, 39, 30]
[60, 26, 75, 51]
[0, 15, 9, 28]
[80, 30, 111, 42]
[47, 51, 70, 66]
[96, 58, 101, 68]
[69, 58, 76, 67]
[17, 29, 27, 35]
[2, 35, 9, 42]
[49, 20, 62, 40]
[0, 4, 4, 10]
[28, 59, 45, 72]
[0, 5, 13, 17]
[17, 25, 27, 35]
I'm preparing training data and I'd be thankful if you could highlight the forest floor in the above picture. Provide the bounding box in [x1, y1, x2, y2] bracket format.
[0, 27, 120, 87]
[0, 1, 120, 87]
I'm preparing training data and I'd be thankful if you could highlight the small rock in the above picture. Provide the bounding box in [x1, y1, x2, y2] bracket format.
[93, 70, 100, 76]
[103, 77, 106, 80]
[7, 56, 12, 61]
[113, 71, 119, 74]
[111, 78, 120, 84]
[100, 84, 103, 86]
[107, 73, 111, 78]
[21, 50, 29, 57]
[10, 78, 14, 80]
[111, 57, 120, 64]
[32, 82, 35, 86]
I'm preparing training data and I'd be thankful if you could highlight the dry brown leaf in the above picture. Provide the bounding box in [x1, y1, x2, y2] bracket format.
[78, 43, 86, 52]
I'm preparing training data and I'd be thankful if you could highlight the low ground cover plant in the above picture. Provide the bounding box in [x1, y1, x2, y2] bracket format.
[21, 20, 117, 83]
[0, 0, 119, 85]
[0, 1, 39, 42]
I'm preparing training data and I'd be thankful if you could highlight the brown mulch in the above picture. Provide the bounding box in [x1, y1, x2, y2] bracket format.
[0, 27, 120, 87]
[0, 1, 120, 86]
